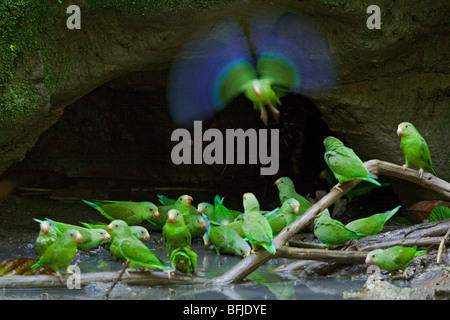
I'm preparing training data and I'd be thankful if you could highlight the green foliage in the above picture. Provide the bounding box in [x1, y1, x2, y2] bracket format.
[429, 206, 450, 222]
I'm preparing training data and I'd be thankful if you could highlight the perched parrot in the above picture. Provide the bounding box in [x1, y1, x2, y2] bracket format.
[81, 222, 150, 241]
[266, 198, 300, 236]
[274, 177, 329, 216]
[82, 200, 159, 226]
[397, 122, 436, 177]
[31, 229, 83, 279]
[33, 218, 58, 257]
[196, 202, 215, 220]
[167, 13, 335, 127]
[323, 136, 381, 192]
[313, 211, 364, 248]
[162, 209, 192, 252]
[170, 247, 198, 274]
[107, 220, 172, 272]
[242, 193, 276, 254]
[365, 246, 427, 272]
[45, 218, 111, 250]
[203, 213, 251, 257]
[213, 195, 235, 225]
[184, 214, 207, 238]
[345, 205, 401, 236]
[224, 219, 244, 237]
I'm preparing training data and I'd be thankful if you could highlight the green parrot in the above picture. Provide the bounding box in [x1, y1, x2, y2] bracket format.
[33, 218, 59, 257]
[397, 122, 436, 177]
[266, 198, 300, 236]
[213, 195, 235, 225]
[203, 213, 251, 257]
[196, 202, 215, 220]
[225, 219, 244, 237]
[219, 56, 297, 125]
[323, 136, 381, 192]
[345, 205, 401, 236]
[107, 220, 172, 271]
[156, 195, 196, 227]
[320, 167, 389, 202]
[82, 200, 159, 226]
[31, 229, 83, 277]
[184, 214, 207, 238]
[45, 218, 111, 250]
[313, 211, 364, 248]
[162, 209, 192, 252]
[81, 222, 150, 241]
[365, 246, 427, 272]
[274, 177, 330, 216]
[169, 247, 198, 274]
[242, 193, 276, 254]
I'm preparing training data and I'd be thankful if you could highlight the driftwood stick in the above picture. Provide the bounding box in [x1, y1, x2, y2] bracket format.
[358, 236, 449, 251]
[437, 227, 450, 263]
[213, 160, 450, 285]
[0, 270, 205, 289]
[276, 246, 368, 263]
[105, 260, 130, 299]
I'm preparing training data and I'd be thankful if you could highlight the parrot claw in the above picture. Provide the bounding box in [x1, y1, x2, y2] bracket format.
[418, 168, 424, 178]
[53, 271, 65, 285]
[401, 164, 408, 172]
[164, 270, 174, 280]
[266, 102, 280, 122]
[259, 105, 269, 126]
[331, 184, 344, 193]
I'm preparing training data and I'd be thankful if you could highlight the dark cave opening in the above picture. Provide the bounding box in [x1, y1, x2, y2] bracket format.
[3, 73, 338, 210]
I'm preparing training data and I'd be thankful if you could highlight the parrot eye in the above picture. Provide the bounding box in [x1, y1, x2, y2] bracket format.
[115, 224, 119, 228]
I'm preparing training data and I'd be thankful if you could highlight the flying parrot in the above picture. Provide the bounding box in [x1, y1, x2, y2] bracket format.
[397, 122, 436, 177]
[31, 229, 83, 281]
[365, 246, 426, 272]
[162, 209, 192, 252]
[345, 205, 401, 236]
[107, 220, 172, 272]
[82, 200, 159, 226]
[323, 136, 381, 192]
[266, 198, 300, 236]
[313, 211, 364, 248]
[203, 213, 251, 257]
[45, 218, 111, 250]
[242, 193, 276, 254]
[169, 246, 198, 274]
[33, 218, 59, 257]
[167, 12, 334, 127]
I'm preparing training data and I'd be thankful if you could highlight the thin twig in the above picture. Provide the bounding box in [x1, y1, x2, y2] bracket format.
[105, 260, 130, 299]
[437, 227, 450, 264]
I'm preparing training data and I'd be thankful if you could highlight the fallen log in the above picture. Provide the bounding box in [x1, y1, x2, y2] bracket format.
[0, 270, 205, 289]
[276, 246, 368, 263]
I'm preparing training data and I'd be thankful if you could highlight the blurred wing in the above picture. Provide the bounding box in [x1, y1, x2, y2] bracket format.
[250, 10, 335, 96]
[168, 18, 253, 127]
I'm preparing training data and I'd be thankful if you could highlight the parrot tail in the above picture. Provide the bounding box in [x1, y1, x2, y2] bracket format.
[383, 205, 402, 222]
[362, 174, 381, 187]
[415, 250, 427, 257]
[263, 243, 277, 255]
[32, 218, 44, 224]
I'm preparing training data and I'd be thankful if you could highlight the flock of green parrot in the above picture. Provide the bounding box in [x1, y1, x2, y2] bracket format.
[30, 120, 435, 281]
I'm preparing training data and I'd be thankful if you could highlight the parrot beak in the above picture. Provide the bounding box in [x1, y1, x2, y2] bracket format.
[365, 257, 372, 265]
[196, 207, 203, 214]
[397, 127, 404, 137]
[186, 196, 193, 206]
[107, 222, 113, 231]
[75, 232, 83, 243]
[41, 223, 49, 234]
[168, 212, 175, 224]
[152, 209, 160, 218]
[143, 233, 150, 241]
[274, 178, 280, 186]
[104, 232, 112, 241]
[293, 206, 299, 215]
